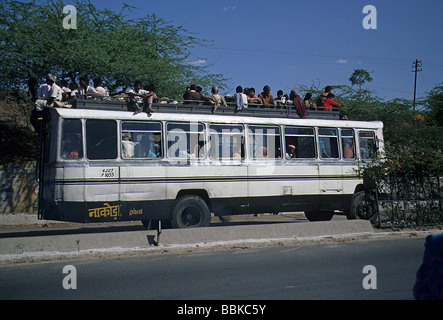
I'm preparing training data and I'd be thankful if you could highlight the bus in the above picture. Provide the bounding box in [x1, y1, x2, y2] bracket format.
[36, 98, 384, 228]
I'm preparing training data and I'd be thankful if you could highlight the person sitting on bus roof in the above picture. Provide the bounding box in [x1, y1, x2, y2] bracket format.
[275, 90, 287, 108]
[36, 81, 50, 101]
[246, 87, 260, 104]
[143, 83, 158, 113]
[290, 89, 308, 118]
[93, 77, 109, 96]
[77, 76, 101, 98]
[183, 84, 206, 104]
[323, 93, 341, 111]
[127, 80, 156, 114]
[34, 74, 63, 111]
[54, 79, 76, 109]
[234, 85, 248, 112]
[258, 85, 274, 108]
[207, 86, 227, 113]
[316, 86, 332, 111]
[303, 93, 317, 110]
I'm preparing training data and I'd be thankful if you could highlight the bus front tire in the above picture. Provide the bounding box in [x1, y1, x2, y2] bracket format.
[348, 191, 378, 223]
[170, 195, 211, 228]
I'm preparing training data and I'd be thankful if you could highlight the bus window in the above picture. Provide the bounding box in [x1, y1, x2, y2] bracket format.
[61, 119, 83, 159]
[248, 125, 282, 159]
[359, 131, 376, 160]
[86, 119, 117, 160]
[341, 128, 355, 159]
[209, 124, 244, 160]
[167, 122, 205, 159]
[121, 121, 162, 159]
[318, 128, 339, 159]
[284, 126, 316, 159]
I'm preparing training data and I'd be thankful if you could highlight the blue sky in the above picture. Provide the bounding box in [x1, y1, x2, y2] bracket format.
[90, 0, 442, 101]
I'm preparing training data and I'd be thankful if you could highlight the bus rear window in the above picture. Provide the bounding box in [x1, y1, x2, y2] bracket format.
[61, 119, 83, 159]
[86, 119, 117, 160]
[341, 128, 355, 159]
[359, 131, 377, 160]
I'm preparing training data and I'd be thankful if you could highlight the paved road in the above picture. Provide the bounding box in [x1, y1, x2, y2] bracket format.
[0, 237, 426, 302]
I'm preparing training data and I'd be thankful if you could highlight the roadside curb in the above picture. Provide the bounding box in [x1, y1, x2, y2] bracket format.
[0, 220, 440, 265]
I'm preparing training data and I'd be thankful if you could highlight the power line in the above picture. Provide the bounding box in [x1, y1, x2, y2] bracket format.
[412, 59, 422, 111]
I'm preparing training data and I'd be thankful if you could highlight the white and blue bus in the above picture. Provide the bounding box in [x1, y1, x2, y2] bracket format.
[36, 98, 383, 228]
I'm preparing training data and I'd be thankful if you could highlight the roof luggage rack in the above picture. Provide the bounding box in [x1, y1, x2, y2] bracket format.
[75, 97, 343, 120]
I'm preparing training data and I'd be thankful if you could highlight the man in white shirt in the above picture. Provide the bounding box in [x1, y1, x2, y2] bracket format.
[234, 85, 248, 113]
[93, 77, 108, 96]
[126, 81, 155, 114]
[34, 74, 63, 111]
[36, 82, 50, 100]
[78, 76, 101, 97]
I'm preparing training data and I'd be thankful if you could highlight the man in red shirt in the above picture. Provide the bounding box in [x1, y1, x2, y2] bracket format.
[323, 93, 341, 111]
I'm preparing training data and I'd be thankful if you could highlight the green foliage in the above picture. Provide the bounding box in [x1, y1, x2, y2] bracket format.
[297, 73, 442, 179]
[0, 0, 227, 98]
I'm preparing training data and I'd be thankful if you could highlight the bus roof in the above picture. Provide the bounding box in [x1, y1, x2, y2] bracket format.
[53, 107, 383, 130]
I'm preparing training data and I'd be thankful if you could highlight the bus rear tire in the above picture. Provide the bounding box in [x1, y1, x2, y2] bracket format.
[170, 195, 211, 228]
[348, 191, 377, 223]
[304, 211, 334, 221]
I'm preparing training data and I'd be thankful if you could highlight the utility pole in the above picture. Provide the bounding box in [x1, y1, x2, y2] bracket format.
[411, 59, 422, 111]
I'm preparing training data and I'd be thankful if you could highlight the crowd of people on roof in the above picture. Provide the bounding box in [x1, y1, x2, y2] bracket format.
[30, 73, 342, 131]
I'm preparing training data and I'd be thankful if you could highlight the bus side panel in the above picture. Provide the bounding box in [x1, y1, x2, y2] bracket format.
[119, 165, 169, 220]
[247, 162, 321, 214]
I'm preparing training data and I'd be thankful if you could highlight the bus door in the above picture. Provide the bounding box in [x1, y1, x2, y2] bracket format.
[119, 121, 166, 221]
[317, 127, 343, 210]
[247, 125, 283, 213]
[283, 126, 319, 211]
[83, 119, 121, 222]
[207, 124, 248, 215]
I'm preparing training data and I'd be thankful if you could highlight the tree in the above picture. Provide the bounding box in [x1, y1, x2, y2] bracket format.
[423, 83, 443, 126]
[349, 69, 373, 99]
[0, 0, 227, 98]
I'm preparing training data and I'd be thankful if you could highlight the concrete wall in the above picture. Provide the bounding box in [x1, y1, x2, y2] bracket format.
[0, 161, 38, 214]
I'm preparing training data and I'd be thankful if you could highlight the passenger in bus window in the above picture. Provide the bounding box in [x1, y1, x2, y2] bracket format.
[320, 139, 331, 158]
[121, 132, 138, 158]
[140, 133, 158, 158]
[258, 85, 274, 108]
[286, 144, 296, 159]
[343, 142, 354, 159]
[62, 135, 82, 159]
